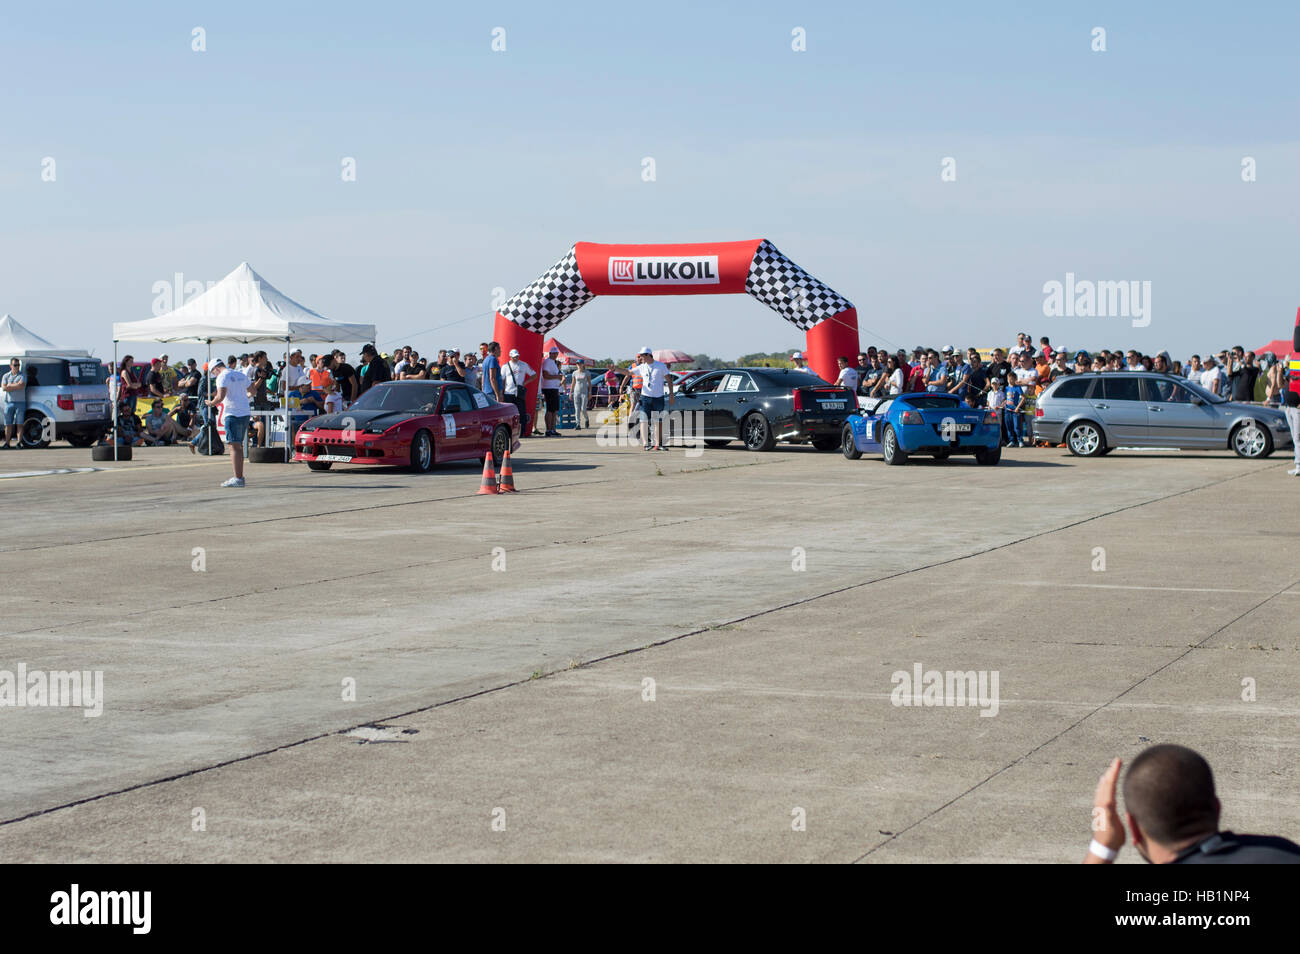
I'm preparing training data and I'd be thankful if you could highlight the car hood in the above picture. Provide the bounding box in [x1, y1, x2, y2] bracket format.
[1215, 400, 1284, 420]
[303, 409, 422, 431]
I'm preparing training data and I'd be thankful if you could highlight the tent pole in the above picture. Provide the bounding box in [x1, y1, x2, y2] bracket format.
[113, 341, 118, 462]
[206, 339, 212, 456]
[284, 337, 290, 462]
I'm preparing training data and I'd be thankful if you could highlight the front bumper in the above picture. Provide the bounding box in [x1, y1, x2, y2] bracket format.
[293, 428, 406, 464]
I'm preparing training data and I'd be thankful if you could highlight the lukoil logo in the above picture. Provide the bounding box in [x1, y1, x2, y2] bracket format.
[608, 255, 720, 285]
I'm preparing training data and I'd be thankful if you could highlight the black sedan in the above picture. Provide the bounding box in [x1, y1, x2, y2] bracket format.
[672, 367, 858, 451]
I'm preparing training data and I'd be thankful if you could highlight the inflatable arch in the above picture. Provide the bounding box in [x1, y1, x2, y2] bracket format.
[492, 239, 859, 414]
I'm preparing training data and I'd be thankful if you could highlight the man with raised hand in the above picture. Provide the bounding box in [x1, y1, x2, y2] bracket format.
[1086, 745, 1300, 864]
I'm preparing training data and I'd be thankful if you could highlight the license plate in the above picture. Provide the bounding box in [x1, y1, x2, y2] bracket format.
[819, 401, 845, 410]
[86, 403, 104, 414]
[953, 423, 973, 433]
[317, 454, 353, 463]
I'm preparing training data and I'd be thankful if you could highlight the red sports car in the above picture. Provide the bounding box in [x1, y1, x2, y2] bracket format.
[293, 380, 520, 472]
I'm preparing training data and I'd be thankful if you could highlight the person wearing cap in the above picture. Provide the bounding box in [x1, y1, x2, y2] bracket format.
[635, 347, 673, 451]
[158, 354, 177, 394]
[146, 358, 167, 401]
[441, 349, 466, 383]
[358, 344, 391, 396]
[205, 360, 254, 487]
[143, 398, 179, 445]
[790, 351, 814, 373]
[541, 346, 564, 436]
[502, 348, 535, 435]
[570, 359, 591, 429]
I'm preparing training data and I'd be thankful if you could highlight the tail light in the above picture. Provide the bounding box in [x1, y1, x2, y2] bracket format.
[1035, 407, 1044, 417]
[984, 411, 998, 425]
[900, 410, 924, 425]
[792, 388, 806, 411]
[57, 396, 75, 410]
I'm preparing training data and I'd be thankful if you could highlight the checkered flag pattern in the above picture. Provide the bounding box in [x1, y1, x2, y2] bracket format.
[498, 245, 595, 334]
[745, 240, 853, 330]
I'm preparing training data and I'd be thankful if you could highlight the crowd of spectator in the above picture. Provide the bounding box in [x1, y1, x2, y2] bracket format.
[102, 331, 1298, 454]
[829, 332, 1294, 448]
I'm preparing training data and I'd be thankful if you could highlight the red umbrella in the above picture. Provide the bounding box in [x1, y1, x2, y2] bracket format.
[652, 349, 693, 365]
[543, 336, 595, 365]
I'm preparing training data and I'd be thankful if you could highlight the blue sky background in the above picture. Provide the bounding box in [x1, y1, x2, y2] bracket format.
[2, 1, 1297, 362]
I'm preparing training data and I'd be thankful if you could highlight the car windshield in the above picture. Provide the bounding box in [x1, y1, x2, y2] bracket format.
[350, 382, 444, 412]
[1175, 376, 1227, 404]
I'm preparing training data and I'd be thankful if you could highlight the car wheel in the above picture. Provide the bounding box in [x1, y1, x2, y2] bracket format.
[65, 433, 98, 448]
[811, 435, 839, 451]
[741, 413, 776, 452]
[307, 460, 333, 471]
[882, 424, 908, 465]
[20, 413, 51, 449]
[488, 425, 510, 467]
[409, 429, 434, 473]
[841, 423, 862, 460]
[1065, 421, 1104, 457]
[1231, 421, 1272, 459]
[932, 449, 951, 460]
[704, 439, 731, 448]
[975, 445, 1001, 466]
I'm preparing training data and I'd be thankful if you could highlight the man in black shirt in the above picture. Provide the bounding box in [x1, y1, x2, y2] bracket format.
[145, 359, 167, 399]
[1086, 744, 1300, 864]
[987, 348, 1013, 390]
[1228, 347, 1259, 402]
[441, 349, 465, 383]
[965, 353, 989, 407]
[179, 359, 202, 397]
[358, 344, 391, 395]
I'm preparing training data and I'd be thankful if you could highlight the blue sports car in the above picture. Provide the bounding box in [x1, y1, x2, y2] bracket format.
[842, 392, 1002, 465]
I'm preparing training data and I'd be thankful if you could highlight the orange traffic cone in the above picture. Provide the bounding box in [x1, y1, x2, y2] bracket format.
[497, 448, 518, 493]
[477, 454, 498, 495]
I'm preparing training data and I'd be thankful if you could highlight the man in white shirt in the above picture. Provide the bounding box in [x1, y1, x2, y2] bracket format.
[502, 349, 536, 436]
[540, 346, 564, 436]
[635, 346, 674, 451]
[1199, 357, 1222, 395]
[835, 356, 859, 393]
[790, 350, 816, 373]
[205, 360, 253, 487]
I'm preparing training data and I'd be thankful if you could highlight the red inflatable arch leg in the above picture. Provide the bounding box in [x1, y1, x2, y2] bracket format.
[804, 308, 859, 383]
[493, 313, 543, 434]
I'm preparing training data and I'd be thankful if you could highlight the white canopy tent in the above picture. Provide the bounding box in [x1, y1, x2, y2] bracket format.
[0, 313, 90, 358]
[111, 262, 376, 460]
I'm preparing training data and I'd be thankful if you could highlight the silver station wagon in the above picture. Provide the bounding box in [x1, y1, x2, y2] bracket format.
[1033, 372, 1292, 459]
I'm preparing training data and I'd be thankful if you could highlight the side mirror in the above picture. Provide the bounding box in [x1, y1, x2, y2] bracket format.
[1190, 396, 1203, 405]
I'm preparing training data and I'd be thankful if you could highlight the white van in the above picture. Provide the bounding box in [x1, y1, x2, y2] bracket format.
[0, 354, 112, 448]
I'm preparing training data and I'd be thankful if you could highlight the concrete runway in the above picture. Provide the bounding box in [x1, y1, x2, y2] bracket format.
[1, 436, 1297, 862]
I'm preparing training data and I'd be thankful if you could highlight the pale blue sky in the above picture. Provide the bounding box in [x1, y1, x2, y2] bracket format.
[2, 1, 1297, 361]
